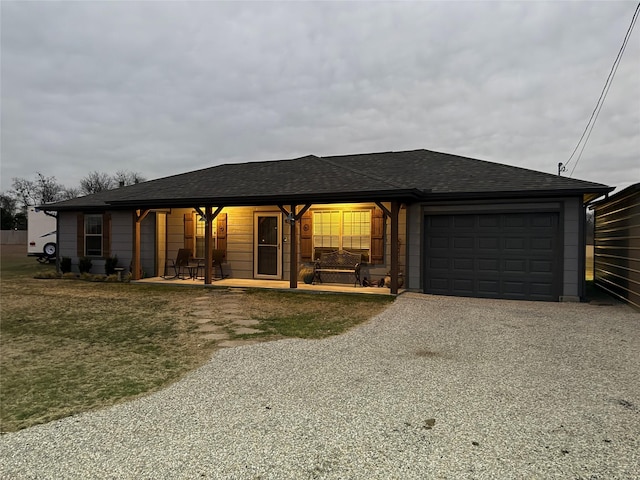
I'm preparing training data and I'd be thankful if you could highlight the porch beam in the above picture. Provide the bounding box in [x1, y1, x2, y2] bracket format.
[277, 205, 290, 217]
[280, 203, 311, 289]
[136, 208, 151, 223]
[278, 203, 311, 221]
[289, 204, 298, 289]
[390, 201, 400, 295]
[198, 206, 224, 285]
[210, 206, 224, 221]
[295, 203, 312, 220]
[204, 206, 213, 284]
[375, 201, 392, 217]
[132, 209, 150, 280]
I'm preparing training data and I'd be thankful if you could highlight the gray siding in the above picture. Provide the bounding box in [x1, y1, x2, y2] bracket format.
[58, 211, 78, 267]
[110, 211, 132, 273]
[594, 184, 640, 309]
[562, 197, 584, 300]
[57, 210, 154, 275]
[405, 203, 422, 290]
[140, 213, 156, 278]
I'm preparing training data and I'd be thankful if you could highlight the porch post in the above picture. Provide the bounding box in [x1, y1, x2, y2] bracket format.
[290, 204, 297, 289]
[204, 206, 213, 285]
[390, 201, 400, 295]
[132, 209, 150, 280]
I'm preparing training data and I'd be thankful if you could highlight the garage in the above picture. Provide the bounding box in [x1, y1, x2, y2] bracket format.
[424, 212, 561, 301]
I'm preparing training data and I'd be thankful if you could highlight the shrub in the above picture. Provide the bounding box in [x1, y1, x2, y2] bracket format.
[105, 274, 119, 282]
[105, 255, 118, 276]
[60, 257, 72, 273]
[62, 272, 78, 279]
[34, 271, 61, 279]
[79, 272, 105, 282]
[78, 257, 92, 274]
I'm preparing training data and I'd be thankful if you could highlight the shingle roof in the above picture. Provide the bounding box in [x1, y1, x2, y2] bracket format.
[44, 149, 612, 210]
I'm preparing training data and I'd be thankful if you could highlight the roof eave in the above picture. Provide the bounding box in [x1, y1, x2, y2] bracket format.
[421, 187, 613, 203]
[588, 182, 639, 208]
[44, 188, 428, 211]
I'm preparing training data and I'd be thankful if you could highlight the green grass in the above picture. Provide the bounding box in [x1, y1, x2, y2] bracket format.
[244, 290, 393, 339]
[0, 245, 393, 432]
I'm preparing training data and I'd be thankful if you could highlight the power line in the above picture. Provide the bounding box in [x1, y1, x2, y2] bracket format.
[561, 2, 640, 177]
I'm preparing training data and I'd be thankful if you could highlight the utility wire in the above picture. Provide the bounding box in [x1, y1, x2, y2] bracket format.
[563, 2, 639, 177]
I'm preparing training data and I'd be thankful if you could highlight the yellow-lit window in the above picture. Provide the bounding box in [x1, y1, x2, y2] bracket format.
[313, 210, 371, 260]
[195, 211, 215, 258]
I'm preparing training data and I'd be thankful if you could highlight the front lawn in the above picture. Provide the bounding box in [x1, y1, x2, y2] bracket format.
[0, 245, 392, 432]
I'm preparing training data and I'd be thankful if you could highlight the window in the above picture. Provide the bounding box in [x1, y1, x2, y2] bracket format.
[85, 215, 103, 256]
[194, 210, 216, 258]
[77, 213, 110, 258]
[194, 212, 216, 258]
[313, 210, 371, 261]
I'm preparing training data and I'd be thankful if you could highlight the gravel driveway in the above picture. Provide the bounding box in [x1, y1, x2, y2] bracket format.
[1, 293, 638, 479]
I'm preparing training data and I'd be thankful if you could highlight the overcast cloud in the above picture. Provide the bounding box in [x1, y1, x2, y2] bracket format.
[1, 1, 638, 194]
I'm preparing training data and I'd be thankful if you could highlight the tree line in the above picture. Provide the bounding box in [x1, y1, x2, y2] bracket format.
[1, 170, 145, 230]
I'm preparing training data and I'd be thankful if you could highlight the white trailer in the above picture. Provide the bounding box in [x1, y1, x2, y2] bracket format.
[27, 207, 57, 263]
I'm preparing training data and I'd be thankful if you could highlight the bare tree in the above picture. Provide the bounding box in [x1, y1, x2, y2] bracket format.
[8, 170, 143, 211]
[35, 172, 64, 204]
[60, 187, 81, 200]
[10, 173, 64, 209]
[0, 193, 17, 214]
[80, 171, 115, 195]
[114, 170, 146, 187]
[0, 193, 18, 229]
[10, 177, 36, 210]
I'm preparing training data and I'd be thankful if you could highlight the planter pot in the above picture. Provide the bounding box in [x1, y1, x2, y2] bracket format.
[298, 265, 315, 284]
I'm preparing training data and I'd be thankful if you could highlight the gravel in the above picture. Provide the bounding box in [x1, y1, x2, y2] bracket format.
[1, 293, 639, 479]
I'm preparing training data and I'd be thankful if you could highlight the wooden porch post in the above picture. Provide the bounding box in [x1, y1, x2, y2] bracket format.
[390, 201, 400, 295]
[290, 204, 297, 289]
[132, 209, 150, 280]
[195, 206, 224, 285]
[204, 206, 213, 285]
[279, 203, 311, 290]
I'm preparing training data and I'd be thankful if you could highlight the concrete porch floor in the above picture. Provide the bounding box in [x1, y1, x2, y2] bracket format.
[134, 276, 401, 295]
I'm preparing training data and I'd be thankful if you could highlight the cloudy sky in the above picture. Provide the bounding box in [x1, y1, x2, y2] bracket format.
[1, 1, 639, 195]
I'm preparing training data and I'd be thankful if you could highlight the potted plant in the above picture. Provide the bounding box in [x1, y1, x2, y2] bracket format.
[298, 264, 315, 284]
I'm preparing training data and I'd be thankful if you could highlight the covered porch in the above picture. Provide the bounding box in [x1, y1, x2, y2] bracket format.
[130, 198, 415, 295]
[134, 275, 402, 295]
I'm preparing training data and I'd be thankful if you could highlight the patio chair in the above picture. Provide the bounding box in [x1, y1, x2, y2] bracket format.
[212, 249, 227, 279]
[163, 248, 192, 279]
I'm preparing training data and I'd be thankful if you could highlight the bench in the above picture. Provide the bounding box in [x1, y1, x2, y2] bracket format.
[314, 250, 362, 287]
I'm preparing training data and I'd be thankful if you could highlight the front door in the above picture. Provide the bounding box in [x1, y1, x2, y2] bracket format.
[254, 213, 282, 278]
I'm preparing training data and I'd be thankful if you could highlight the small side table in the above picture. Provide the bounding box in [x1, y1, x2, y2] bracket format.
[113, 267, 125, 281]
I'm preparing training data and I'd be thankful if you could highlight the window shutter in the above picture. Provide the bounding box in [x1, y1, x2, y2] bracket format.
[184, 213, 194, 251]
[300, 211, 313, 261]
[216, 213, 227, 259]
[102, 213, 111, 257]
[370, 208, 384, 265]
[77, 213, 85, 257]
